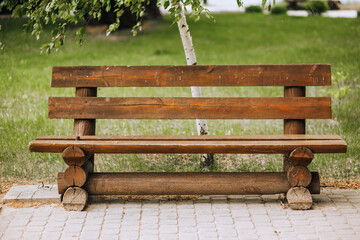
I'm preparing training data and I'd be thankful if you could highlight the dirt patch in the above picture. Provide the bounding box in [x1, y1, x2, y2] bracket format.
[6, 202, 60, 209]
[321, 178, 360, 189]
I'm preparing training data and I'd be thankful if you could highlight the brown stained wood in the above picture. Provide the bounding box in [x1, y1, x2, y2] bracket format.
[57, 172, 320, 195]
[36, 134, 344, 141]
[62, 187, 88, 211]
[57, 172, 67, 194]
[74, 87, 96, 172]
[289, 147, 314, 166]
[62, 146, 89, 166]
[64, 165, 88, 187]
[284, 86, 306, 171]
[51, 65, 331, 87]
[48, 97, 332, 119]
[29, 139, 347, 154]
[287, 166, 312, 187]
[286, 187, 313, 210]
[308, 172, 320, 194]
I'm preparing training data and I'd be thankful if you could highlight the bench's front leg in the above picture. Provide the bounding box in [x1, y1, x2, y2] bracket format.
[59, 146, 91, 211]
[286, 147, 314, 210]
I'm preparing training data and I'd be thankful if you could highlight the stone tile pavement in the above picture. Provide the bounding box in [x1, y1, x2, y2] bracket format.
[0, 188, 360, 240]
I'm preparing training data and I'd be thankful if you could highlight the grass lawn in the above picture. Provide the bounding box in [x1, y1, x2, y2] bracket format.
[0, 13, 359, 183]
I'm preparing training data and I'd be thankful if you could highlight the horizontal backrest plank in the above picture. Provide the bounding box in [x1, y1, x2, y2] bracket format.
[35, 135, 343, 141]
[52, 65, 331, 87]
[48, 97, 331, 119]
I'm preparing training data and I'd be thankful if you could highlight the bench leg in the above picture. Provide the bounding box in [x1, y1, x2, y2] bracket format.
[286, 147, 314, 210]
[286, 187, 312, 210]
[59, 146, 91, 211]
[62, 187, 88, 211]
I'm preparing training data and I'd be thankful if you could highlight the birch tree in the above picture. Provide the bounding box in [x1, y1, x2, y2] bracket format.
[1, 0, 247, 167]
[175, 2, 213, 167]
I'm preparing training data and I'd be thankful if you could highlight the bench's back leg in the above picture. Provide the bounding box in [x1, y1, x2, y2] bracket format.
[284, 86, 306, 171]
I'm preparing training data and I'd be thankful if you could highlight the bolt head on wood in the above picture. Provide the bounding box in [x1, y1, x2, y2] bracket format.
[289, 147, 314, 167]
[286, 187, 312, 210]
[62, 187, 88, 211]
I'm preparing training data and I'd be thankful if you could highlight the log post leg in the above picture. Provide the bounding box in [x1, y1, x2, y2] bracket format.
[286, 147, 314, 210]
[284, 86, 305, 172]
[61, 146, 92, 211]
[58, 87, 97, 211]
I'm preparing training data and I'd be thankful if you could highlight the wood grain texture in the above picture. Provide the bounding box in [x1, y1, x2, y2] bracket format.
[52, 65, 331, 87]
[35, 134, 343, 141]
[62, 146, 89, 166]
[73, 87, 96, 172]
[287, 166, 312, 187]
[57, 172, 319, 195]
[286, 187, 313, 210]
[64, 166, 88, 187]
[62, 187, 88, 211]
[284, 86, 306, 171]
[29, 138, 347, 154]
[48, 97, 331, 119]
[289, 147, 314, 166]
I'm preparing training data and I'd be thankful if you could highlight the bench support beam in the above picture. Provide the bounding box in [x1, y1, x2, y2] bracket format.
[57, 172, 320, 196]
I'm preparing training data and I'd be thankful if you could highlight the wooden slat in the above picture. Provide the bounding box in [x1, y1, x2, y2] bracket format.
[48, 97, 331, 119]
[29, 139, 347, 154]
[57, 172, 320, 195]
[35, 134, 343, 141]
[51, 65, 331, 87]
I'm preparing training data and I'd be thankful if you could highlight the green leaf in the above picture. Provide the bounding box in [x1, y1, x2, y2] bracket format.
[262, 0, 267, 8]
[236, 0, 243, 7]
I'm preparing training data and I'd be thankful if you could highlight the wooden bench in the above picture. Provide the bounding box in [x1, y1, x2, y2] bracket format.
[29, 65, 347, 211]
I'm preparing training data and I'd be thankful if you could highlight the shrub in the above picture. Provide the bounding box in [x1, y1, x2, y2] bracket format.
[245, 5, 263, 13]
[305, 1, 329, 15]
[270, 6, 288, 15]
[358, 10, 360, 18]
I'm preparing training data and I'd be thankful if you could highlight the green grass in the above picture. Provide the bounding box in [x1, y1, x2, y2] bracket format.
[1, 14, 359, 182]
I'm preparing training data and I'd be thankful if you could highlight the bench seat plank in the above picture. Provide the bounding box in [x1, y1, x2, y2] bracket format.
[29, 136, 346, 154]
[48, 97, 331, 119]
[52, 65, 331, 87]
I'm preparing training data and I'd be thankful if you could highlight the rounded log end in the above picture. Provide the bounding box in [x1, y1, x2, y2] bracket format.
[64, 166, 88, 187]
[63, 187, 88, 211]
[289, 147, 314, 167]
[62, 146, 89, 166]
[286, 187, 312, 210]
[287, 166, 312, 187]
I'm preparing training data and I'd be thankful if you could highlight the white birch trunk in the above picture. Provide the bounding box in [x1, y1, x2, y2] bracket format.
[175, 3, 209, 136]
[175, 3, 213, 167]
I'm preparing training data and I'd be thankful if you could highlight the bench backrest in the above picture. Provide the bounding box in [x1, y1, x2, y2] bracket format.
[49, 65, 331, 121]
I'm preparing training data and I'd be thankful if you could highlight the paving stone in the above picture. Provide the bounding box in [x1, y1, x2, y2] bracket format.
[22, 231, 42, 240]
[179, 232, 198, 239]
[159, 233, 178, 240]
[41, 231, 61, 240]
[99, 234, 119, 240]
[139, 235, 159, 240]
[1, 188, 360, 240]
[159, 225, 178, 233]
[178, 226, 197, 233]
[80, 230, 100, 240]
[63, 224, 83, 233]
